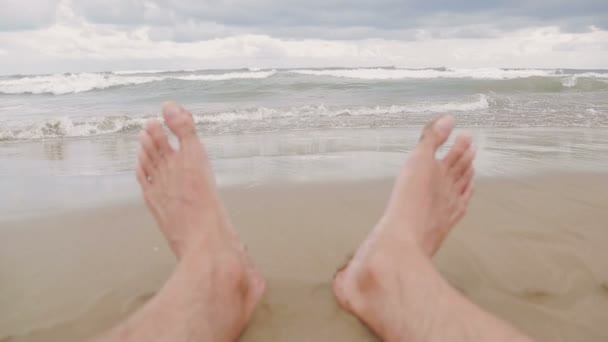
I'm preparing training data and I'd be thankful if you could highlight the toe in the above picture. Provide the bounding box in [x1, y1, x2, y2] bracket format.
[137, 147, 155, 181]
[419, 115, 455, 152]
[139, 130, 161, 166]
[443, 133, 472, 168]
[456, 165, 474, 194]
[146, 120, 174, 157]
[163, 101, 198, 143]
[452, 183, 475, 224]
[451, 146, 476, 179]
[136, 164, 149, 188]
[462, 182, 475, 206]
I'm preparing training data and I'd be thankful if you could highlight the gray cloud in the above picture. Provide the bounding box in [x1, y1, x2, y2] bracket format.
[64, 0, 608, 42]
[0, 0, 59, 31]
[73, 0, 608, 30]
[2, 0, 607, 39]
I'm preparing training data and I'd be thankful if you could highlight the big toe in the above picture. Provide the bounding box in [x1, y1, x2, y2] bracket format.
[163, 101, 198, 142]
[419, 115, 455, 152]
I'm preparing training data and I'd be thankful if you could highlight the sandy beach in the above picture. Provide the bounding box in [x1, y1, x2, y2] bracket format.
[1, 172, 607, 341]
[1, 0, 607, 340]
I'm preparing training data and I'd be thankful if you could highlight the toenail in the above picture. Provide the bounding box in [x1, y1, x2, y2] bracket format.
[164, 101, 182, 118]
[435, 116, 455, 134]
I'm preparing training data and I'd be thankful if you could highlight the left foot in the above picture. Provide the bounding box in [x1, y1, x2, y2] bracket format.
[136, 102, 265, 340]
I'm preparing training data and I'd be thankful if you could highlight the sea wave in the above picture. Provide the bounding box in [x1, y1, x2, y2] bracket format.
[0, 96, 490, 141]
[0, 115, 148, 141]
[196, 95, 489, 123]
[0, 73, 163, 95]
[113, 69, 170, 75]
[0, 70, 277, 95]
[175, 70, 276, 81]
[560, 73, 608, 88]
[2, 68, 606, 96]
[289, 68, 559, 80]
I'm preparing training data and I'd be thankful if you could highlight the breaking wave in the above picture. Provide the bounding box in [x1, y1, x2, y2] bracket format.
[0, 95, 490, 141]
[0, 73, 163, 95]
[289, 68, 559, 80]
[1, 68, 607, 95]
[175, 70, 276, 81]
[560, 73, 608, 88]
[113, 69, 170, 75]
[0, 68, 608, 95]
[0, 115, 148, 141]
[0, 70, 277, 95]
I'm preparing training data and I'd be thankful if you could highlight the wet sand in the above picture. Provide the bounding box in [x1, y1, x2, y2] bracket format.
[1, 173, 608, 341]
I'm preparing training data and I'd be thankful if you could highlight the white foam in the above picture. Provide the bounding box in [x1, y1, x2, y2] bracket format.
[0, 96, 490, 141]
[290, 68, 558, 80]
[586, 108, 598, 114]
[0, 115, 149, 141]
[175, 70, 276, 81]
[561, 76, 578, 87]
[113, 69, 168, 75]
[560, 72, 608, 87]
[193, 95, 489, 124]
[571, 72, 608, 78]
[0, 70, 278, 95]
[0, 73, 163, 95]
[340, 94, 489, 115]
[412, 94, 490, 112]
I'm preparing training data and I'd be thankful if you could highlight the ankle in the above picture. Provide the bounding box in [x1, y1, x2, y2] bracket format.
[176, 221, 235, 259]
[374, 218, 427, 256]
[336, 242, 435, 341]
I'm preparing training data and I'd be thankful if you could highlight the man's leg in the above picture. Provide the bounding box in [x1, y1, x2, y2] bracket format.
[96, 102, 265, 341]
[334, 116, 534, 341]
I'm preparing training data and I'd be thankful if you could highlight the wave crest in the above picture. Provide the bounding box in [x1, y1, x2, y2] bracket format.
[0, 116, 147, 141]
[2, 69, 607, 95]
[290, 68, 558, 80]
[0, 70, 277, 95]
[0, 73, 162, 95]
[175, 70, 276, 81]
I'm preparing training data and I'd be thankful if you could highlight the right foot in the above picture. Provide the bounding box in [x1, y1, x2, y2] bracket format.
[333, 116, 476, 340]
[136, 102, 265, 339]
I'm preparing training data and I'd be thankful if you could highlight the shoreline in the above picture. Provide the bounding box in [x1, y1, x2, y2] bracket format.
[1, 172, 608, 341]
[4, 169, 608, 222]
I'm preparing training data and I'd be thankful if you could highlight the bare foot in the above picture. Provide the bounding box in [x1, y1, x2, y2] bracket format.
[384, 115, 475, 256]
[136, 102, 265, 340]
[333, 115, 476, 340]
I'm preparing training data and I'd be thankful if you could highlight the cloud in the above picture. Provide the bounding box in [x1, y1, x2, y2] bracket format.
[0, 0, 59, 31]
[68, 0, 608, 39]
[2, 18, 607, 75]
[0, 0, 607, 74]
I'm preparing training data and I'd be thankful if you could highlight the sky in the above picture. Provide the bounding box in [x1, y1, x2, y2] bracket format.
[0, 0, 607, 74]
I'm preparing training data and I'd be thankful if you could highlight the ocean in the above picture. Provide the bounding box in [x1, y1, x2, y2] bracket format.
[1, 67, 608, 216]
